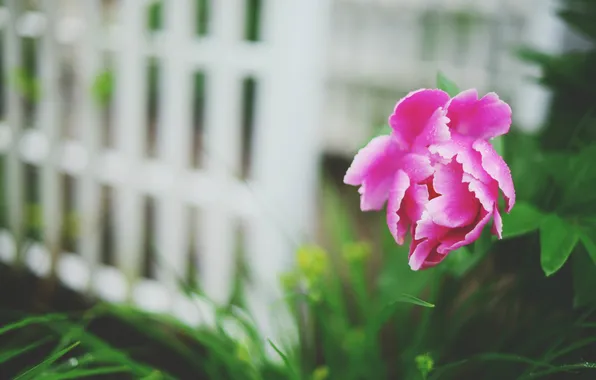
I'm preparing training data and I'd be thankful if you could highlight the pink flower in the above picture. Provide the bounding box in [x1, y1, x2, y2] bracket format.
[343, 88, 515, 270]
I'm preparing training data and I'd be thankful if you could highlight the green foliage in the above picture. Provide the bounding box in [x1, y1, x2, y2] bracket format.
[91, 70, 114, 107]
[11, 68, 41, 102]
[436, 71, 460, 97]
[539, 214, 579, 276]
[501, 202, 544, 239]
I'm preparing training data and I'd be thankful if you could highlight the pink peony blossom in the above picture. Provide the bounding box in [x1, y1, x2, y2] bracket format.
[344, 88, 515, 270]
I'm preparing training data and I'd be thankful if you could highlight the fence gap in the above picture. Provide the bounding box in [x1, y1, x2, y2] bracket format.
[61, 174, 77, 253]
[196, 0, 210, 37]
[19, 37, 38, 128]
[186, 206, 199, 291]
[99, 185, 114, 266]
[244, 0, 262, 41]
[142, 196, 156, 279]
[191, 71, 206, 169]
[97, 58, 115, 149]
[228, 220, 247, 308]
[147, 0, 163, 32]
[240, 76, 257, 179]
[24, 163, 40, 241]
[146, 59, 160, 158]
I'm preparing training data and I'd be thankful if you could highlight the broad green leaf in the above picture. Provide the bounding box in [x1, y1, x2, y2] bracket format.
[436, 71, 460, 97]
[540, 214, 579, 276]
[578, 225, 596, 264]
[572, 248, 596, 307]
[501, 202, 544, 239]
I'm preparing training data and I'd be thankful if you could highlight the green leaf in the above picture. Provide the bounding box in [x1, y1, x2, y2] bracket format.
[577, 222, 596, 264]
[572, 248, 596, 307]
[540, 214, 579, 276]
[436, 71, 460, 97]
[393, 293, 435, 308]
[502, 202, 544, 239]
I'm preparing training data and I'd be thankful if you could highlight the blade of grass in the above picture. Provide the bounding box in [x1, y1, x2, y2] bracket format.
[0, 314, 67, 336]
[268, 339, 299, 380]
[37, 366, 130, 380]
[0, 337, 52, 364]
[522, 362, 596, 379]
[14, 341, 80, 380]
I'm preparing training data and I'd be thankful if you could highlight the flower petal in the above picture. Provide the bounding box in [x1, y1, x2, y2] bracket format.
[473, 139, 516, 212]
[409, 239, 447, 270]
[400, 153, 434, 183]
[344, 135, 403, 211]
[408, 239, 435, 271]
[386, 170, 411, 245]
[446, 89, 512, 139]
[431, 161, 467, 196]
[492, 204, 503, 239]
[437, 207, 493, 254]
[426, 192, 480, 228]
[389, 89, 450, 149]
[414, 211, 449, 241]
[463, 173, 498, 212]
[405, 184, 429, 223]
[429, 135, 492, 184]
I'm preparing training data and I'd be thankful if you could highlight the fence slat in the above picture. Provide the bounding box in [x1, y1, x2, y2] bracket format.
[155, 0, 194, 292]
[76, 0, 103, 285]
[111, 1, 147, 293]
[247, 0, 331, 346]
[38, 0, 63, 266]
[4, 0, 24, 260]
[199, 0, 245, 305]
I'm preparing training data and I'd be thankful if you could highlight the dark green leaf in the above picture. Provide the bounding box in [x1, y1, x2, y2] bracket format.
[578, 225, 596, 264]
[572, 248, 596, 307]
[501, 202, 544, 239]
[540, 214, 579, 276]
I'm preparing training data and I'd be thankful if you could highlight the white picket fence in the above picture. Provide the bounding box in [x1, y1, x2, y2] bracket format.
[323, 0, 565, 155]
[0, 0, 331, 345]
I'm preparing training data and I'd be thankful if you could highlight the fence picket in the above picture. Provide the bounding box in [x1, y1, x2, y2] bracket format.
[4, 0, 24, 261]
[76, 0, 103, 288]
[199, 0, 245, 305]
[38, 0, 63, 269]
[111, 1, 147, 298]
[155, 0, 194, 292]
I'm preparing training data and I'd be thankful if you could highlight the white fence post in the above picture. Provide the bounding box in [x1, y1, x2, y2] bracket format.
[76, 0, 103, 289]
[38, 0, 63, 269]
[4, 0, 24, 262]
[111, 0, 147, 299]
[155, 0, 194, 292]
[199, 0, 245, 305]
[247, 0, 331, 348]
